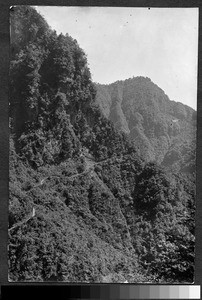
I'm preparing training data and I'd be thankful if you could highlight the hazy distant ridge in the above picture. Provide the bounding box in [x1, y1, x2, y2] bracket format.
[95, 76, 196, 170]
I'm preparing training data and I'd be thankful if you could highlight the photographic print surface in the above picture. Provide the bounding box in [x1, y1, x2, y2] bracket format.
[9, 6, 197, 283]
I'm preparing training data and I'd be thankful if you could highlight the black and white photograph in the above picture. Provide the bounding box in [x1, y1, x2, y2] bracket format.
[8, 5, 198, 283]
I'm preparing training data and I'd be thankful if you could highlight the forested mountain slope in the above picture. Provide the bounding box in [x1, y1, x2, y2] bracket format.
[95, 79, 196, 173]
[9, 6, 195, 283]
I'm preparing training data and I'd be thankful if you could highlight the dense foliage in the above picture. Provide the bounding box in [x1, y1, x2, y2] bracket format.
[95, 78, 196, 172]
[9, 6, 195, 283]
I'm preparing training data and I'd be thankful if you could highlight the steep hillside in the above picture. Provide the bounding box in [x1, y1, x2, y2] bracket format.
[95, 78, 196, 172]
[9, 6, 195, 283]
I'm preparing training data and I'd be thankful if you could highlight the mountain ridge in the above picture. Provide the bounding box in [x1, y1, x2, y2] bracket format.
[95, 76, 196, 111]
[95, 76, 196, 171]
[9, 6, 195, 283]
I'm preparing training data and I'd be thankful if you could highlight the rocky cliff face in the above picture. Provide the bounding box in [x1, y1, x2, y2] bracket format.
[95, 77, 196, 172]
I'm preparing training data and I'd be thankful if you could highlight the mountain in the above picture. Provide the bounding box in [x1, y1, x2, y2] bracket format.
[9, 6, 195, 283]
[95, 78, 196, 173]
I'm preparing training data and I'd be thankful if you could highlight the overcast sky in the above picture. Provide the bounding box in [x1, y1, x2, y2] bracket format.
[36, 6, 198, 110]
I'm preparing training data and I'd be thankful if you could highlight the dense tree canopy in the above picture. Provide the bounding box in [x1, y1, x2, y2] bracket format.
[9, 6, 195, 283]
[95, 77, 196, 172]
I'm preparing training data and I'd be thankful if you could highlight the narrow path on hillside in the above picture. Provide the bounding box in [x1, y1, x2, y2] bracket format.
[9, 152, 131, 234]
[8, 207, 36, 233]
[24, 154, 124, 190]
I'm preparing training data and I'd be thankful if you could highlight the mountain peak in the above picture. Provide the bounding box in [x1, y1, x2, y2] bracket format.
[95, 77, 195, 168]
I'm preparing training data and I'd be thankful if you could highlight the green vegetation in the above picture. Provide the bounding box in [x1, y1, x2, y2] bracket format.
[9, 6, 195, 283]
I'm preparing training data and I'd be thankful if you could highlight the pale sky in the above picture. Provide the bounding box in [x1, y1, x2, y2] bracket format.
[36, 6, 198, 110]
